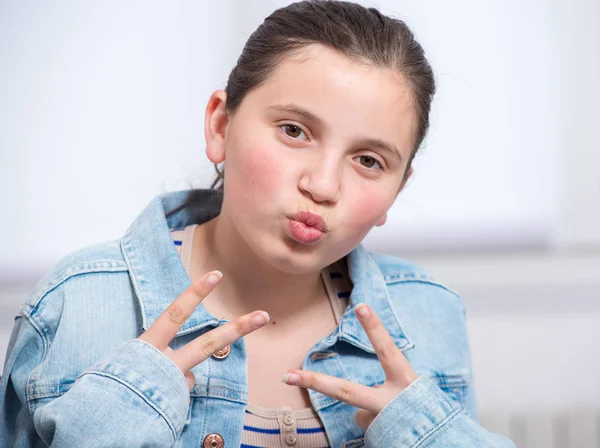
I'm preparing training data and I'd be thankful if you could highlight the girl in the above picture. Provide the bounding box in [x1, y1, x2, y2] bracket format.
[1, 1, 515, 447]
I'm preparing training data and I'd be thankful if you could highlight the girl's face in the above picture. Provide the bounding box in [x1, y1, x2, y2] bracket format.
[205, 44, 416, 274]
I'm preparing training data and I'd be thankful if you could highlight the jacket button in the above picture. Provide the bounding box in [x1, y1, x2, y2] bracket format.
[212, 345, 230, 359]
[285, 434, 298, 445]
[203, 433, 224, 448]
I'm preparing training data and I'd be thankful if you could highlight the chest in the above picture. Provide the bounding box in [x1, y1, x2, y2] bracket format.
[243, 310, 339, 408]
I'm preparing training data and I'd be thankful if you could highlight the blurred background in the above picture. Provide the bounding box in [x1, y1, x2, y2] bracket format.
[1, 0, 599, 446]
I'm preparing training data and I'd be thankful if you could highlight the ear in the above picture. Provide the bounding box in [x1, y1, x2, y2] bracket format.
[204, 90, 229, 164]
[374, 166, 414, 227]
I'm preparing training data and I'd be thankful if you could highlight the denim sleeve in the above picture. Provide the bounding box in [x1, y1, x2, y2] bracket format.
[1, 316, 45, 447]
[363, 376, 515, 448]
[1, 318, 190, 448]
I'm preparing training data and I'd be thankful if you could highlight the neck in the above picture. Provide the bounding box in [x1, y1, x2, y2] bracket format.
[192, 214, 326, 323]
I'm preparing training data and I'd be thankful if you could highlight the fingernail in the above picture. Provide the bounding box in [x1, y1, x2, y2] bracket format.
[205, 271, 223, 286]
[282, 372, 301, 385]
[355, 303, 370, 319]
[252, 311, 270, 328]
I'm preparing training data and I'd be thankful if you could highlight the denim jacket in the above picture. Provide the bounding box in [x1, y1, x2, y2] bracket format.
[0, 189, 514, 447]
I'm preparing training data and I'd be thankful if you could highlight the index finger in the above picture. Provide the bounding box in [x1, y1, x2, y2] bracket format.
[354, 303, 416, 383]
[139, 270, 222, 349]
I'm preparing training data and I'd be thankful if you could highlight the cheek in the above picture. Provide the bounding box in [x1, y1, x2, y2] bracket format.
[355, 198, 387, 222]
[347, 183, 396, 228]
[229, 135, 289, 194]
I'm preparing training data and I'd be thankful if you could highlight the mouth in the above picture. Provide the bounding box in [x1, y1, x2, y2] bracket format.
[289, 211, 327, 232]
[287, 211, 327, 244]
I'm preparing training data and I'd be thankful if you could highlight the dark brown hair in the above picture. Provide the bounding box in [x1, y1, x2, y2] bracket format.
[211, 0, 435, 190]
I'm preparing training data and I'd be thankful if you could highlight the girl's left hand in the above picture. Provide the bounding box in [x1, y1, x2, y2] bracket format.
[282, 303, 419, 430]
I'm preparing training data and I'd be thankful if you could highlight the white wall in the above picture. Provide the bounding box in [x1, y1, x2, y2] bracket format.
[553, 0, 600, 248]
[0, 1, 240, 273]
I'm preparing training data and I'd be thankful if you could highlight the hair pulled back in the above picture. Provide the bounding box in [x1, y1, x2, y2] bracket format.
[212, 0, 435, 189]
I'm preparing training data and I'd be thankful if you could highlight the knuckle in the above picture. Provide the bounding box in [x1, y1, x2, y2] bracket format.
[166, 304, 187, 325]
[235, 320, 246, 337]
[189, 282, 206, 298]
[338, 381, 354, 402]
[379, 339, 398, 360]
[366, 319, 382, 332]
[199, 336, 218, 358]
[304, 374, 315, 389]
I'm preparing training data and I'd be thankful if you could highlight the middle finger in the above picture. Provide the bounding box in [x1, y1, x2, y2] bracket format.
[354, 303, 415, 383]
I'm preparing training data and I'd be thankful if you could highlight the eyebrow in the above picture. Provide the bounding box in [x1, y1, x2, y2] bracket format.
[359, 138, 404, 165]
[266, 103, 404, 165]
[266, 104, 323, 126]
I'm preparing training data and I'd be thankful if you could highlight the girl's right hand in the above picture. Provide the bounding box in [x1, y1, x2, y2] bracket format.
[138, 270, 269, 391]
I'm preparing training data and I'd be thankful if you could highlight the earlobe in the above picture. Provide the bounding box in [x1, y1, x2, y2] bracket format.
[375, 167, 413, 228]
[205, 90, 229, 164]
[374, 213, 387, 227]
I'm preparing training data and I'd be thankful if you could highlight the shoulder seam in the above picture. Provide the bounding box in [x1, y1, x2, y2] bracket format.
[21, 313, 50, 414]
[23, 261, 129, 313]
[384, 277, 460, 298]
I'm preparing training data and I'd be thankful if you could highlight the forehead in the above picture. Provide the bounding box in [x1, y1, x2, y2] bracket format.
[241, 44, 417, 153]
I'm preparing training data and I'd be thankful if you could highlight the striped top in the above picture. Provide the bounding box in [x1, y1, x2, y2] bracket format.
[170, 225, 352, 448]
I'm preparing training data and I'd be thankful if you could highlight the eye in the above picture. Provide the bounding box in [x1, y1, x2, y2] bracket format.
[355, 155, 383, 170]
[280, 124, 308, 141]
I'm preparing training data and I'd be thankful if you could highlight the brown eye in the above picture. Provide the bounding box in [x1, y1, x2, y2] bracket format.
[284, 125, 302, 138]
[280, 124, 307, 141]
[359, 155, 379, 169]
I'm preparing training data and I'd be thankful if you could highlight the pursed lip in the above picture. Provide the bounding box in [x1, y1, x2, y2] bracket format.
[289, 211, 327, 232]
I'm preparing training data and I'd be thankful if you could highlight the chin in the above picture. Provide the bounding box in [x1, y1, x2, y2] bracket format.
[256, 235, 332, 276]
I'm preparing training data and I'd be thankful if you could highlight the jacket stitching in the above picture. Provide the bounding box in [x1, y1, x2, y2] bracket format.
[384, 272, 432, 282]
[120, 237, 149, 330]
[17, 314, 48, 415]
[21, 265, 127, 413]
[378, 272, 416, 348]
[28, 381, 74, 400]
[24, 262, 128, 311]
[412, 407, 463, 448]
[79, 370, 179, 443]
[189, 384, 247, 402]
[384, 278, 460, 298]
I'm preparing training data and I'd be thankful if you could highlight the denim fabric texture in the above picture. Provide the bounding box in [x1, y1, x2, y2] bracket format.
[0, 189, 515, 447]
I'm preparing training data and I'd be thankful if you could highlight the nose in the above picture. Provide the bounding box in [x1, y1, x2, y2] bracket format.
[298, 158, 341, 204]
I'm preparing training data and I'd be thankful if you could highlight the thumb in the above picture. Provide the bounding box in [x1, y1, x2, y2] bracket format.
[355, 409, 376, 430]
[185, 370, 196, 391]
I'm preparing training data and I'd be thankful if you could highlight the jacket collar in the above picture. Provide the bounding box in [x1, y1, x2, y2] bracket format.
[120, 189, 223, 335]
[120, 189, 413, 352]
[340, 244, 413, 352]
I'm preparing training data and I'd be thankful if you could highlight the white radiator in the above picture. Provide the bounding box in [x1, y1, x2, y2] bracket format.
[481, 409, 599, 447]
